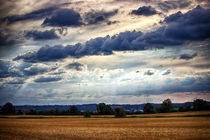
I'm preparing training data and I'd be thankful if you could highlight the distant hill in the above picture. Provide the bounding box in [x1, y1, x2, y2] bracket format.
[0, 102, 197, 112]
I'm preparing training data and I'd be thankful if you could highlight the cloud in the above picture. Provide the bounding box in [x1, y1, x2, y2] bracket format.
[162, 70, 171, 75]
[0, 32, 19, 47]
[162, 5, 210, 41]
[84, 9, 118, 25]
[24, 29, 60, 41]
[0, 60, 56, 79]
[14, 6, 210, 62]
[42, 9, 82, 27]
[13, 31, 142, 62]
[158, 1, 191, 11]
[0, 60, 11, 78]
[117, 76, 210, 95]
[66, 62, 84, 71]
[144, 70, 155, 76]
[23, 64, 49, 76]
[6, 78, 24, 85]
[34, 76, 62, 82]
[0, 6, 58, 24]
[196, 0, 210, 8]
[131, 6, 157, 16]
[179, 53, 197, 60]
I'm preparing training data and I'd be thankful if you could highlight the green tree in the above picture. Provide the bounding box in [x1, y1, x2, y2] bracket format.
[17, 110, 23, 115]
[1, 102, 16, 115]
[114, 108, 126, 118]
[193, 99, 209, 110]
[160, 99, 173, 113]
[83, 110, 91, 118]
[155, 106, 161, 113]
[186, 105, 192, 111]
[27, 109, 37, 115]
[97, 103, 113, 115]
[69, 106, 80, 115]
[178, 106, 185, 112]
[143, 103, 154, 114]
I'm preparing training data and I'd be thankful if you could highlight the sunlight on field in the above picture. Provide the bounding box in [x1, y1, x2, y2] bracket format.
[0, 112, 210, 140]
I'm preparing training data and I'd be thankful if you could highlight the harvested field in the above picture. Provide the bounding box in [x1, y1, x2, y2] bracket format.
[0, 112, 210, 140]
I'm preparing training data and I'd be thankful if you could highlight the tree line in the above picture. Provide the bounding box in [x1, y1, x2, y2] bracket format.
[1, 99, 210, 118]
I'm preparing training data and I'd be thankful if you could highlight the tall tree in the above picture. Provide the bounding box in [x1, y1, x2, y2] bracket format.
[161, 99, 173, 113]
[143, 103, 154, 114]
[97, 103, 113, 115]
[1, 102, 16, 115]
[69, 106, 80, 115]
[193, 99, 209, 110]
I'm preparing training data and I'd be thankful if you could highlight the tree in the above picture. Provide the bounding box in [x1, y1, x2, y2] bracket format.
[193, 99, 209, 110]
[114, 108, 126, 118]
[69, 106, 80, 115]
[97, 103, 113, 115]
[83, 110, 91, 118]
[160, 99, 173, 113]
[27, 109, 37, 115]
[178, 106, 185, 112]
[186, 105, 192, 111]
[1, 102, 16, 115]
[155, 106, 161, 113]
[17, 110, 23, 115]
[143, 103, 154, 114]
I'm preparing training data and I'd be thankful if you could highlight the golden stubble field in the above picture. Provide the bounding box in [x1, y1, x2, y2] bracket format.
[0, 112, 210, 140]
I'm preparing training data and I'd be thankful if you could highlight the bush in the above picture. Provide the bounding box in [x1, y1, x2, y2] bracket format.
[114, 108, 126, 118]
[83, 110, 91, 118]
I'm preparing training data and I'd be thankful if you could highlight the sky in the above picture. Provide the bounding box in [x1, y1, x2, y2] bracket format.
[0, 0, 210, 105]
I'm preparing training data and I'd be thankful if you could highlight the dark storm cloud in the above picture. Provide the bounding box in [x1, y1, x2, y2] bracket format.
[0, 32, 18, 47]
[14, 6, 210, 62]
[24, 29, 59, 41]
[131, 6, 157, 16]
[13, 31, 142, 62]
[66, 62, 84, 71]
[84, 9, 118, 25]
[162, 6, 210, 41]
[0, 6, 58, 24]
[34, 76, 62, 82]
[144, 70, 154, 75]
[179, 53, 197, 60]
[42, 9, 82, 27]
[158, 1, 191, 11]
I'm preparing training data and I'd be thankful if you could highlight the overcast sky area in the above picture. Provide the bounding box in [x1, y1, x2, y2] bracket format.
[0, 0, 210, 105]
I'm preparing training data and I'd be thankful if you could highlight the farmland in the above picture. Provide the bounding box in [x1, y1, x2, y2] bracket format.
[0, 111, 210, 140]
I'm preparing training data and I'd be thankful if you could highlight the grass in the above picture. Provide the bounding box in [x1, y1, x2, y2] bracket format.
[0, 111, 210, 140]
